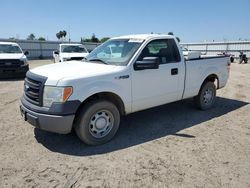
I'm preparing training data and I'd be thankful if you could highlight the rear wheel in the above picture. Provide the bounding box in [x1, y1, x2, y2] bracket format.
[74, 100, 120, 145]
[230, 56, 234, 63]
[194, 82, 216, 110]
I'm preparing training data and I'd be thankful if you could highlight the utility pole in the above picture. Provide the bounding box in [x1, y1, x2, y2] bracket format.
[68, 26, 71, 43]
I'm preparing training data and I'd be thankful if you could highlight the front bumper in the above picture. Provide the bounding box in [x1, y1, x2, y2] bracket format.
[0, 65, 29, 78]
[20, 103, 75, 134]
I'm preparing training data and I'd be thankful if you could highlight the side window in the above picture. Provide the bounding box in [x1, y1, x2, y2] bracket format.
[167, 39, 181, 62]
[137, 39, 181, 64]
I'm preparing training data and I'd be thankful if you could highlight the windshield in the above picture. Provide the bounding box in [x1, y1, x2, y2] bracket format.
[0, 44, 22, 54]
[61, 45, 87, 53]
[86, 39, 143, 66]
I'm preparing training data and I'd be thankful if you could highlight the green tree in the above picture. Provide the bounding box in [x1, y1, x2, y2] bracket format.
[91, 33, 99, 43]
[59, 31, 64, 39]
[56, 32, 61, 40]
[80, 37, 88, 43]
[82, 38, 90, 42]
[27, 33, 35, 40]
[38, 37, 46, 41]
[82, 34, 100, 43]
[56, 30, 67, 40]
[62, 30, 67, 39]
[100, 37, 110, 43]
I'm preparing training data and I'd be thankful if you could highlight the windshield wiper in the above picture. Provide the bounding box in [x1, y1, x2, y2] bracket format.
[88, 58, 108, 65]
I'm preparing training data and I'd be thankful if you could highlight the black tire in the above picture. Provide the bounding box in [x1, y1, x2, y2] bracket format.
[74, 100, 120, 145]
[230, 57, 234, 63]
[194, 82, 216, 110]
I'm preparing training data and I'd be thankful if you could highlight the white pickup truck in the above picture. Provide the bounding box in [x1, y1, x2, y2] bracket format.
[0, 42, 29, 78]
[53, 43, 89, 63]
[20, 34, 230, 145]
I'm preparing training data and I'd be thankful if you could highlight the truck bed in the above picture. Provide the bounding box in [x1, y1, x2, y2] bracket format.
[183, 55, 229, 99]
[186, 55, 228, 61]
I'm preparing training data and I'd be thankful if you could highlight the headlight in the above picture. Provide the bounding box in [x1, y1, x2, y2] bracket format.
[43, 86, 73, 107]
[20, 58, 28, 66]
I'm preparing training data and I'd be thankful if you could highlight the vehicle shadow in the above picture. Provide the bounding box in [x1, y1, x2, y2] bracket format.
[0, 77, 25, 81]
[34, 97, 248, 156]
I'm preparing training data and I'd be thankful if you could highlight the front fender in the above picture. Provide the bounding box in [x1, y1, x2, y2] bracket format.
[69, 78, 132, 114]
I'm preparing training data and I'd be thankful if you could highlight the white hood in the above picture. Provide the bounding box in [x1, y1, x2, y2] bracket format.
[30, 61, 122, 85]
[0, 53, 26, 59]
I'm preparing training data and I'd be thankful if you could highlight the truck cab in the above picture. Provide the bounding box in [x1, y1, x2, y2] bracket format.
[53, 43, 89, 63]
[20, 34, 229, 145]
[0, 42, 29, 78]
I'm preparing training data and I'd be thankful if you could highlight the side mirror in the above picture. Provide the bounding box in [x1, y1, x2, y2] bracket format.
[134, 57, 159, 70]
[24, 51, 29, 55]
[53, 50, 59, 55]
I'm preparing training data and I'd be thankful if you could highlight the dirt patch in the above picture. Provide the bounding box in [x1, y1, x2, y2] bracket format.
[0, 60, 249, 187]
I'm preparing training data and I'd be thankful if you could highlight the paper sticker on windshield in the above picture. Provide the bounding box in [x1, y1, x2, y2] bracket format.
[128, 39, 144, 43]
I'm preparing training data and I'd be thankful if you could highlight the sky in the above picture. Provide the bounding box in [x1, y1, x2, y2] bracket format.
[0, 0, 249, 43]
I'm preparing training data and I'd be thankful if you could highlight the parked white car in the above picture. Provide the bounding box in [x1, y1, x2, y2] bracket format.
[53, 43, 89, 63]
[97, 44, 123, 59]
[20, 34, 230, 145]
[0, 42, 29, 78]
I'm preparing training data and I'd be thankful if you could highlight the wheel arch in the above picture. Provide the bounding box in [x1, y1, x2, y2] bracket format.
[73, 92, 126, 124]
[200, 74, 219, 90]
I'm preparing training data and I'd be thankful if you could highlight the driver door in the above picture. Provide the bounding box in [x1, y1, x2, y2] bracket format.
[131, 39, 184, 112]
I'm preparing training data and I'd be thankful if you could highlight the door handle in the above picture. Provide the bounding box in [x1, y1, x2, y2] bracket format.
[171, 68, 178, 75]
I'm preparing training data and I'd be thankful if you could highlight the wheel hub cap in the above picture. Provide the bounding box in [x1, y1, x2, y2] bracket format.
[89, 110, 114, 138]
[203, 89, 213, 104]
[95, 117, 107, 129]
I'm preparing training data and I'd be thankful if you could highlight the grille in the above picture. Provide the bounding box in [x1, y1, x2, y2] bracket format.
[24, 72, 47, 106]
[70, 57, 84, 61]
[0, 59, 24, 68]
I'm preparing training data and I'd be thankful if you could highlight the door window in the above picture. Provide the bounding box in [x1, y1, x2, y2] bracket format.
[138, 39, 181, 64]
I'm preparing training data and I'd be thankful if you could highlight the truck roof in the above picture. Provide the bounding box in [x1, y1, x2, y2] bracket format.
[0, 41, 19, 45]
[112, 34, 175, 40]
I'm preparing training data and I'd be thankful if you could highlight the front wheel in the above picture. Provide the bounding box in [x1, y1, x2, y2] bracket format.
[74, 100, 120, 145]
[194, 82, 216, 110]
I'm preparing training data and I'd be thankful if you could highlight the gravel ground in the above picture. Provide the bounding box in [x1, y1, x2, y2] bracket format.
[0, 60, 249, 188]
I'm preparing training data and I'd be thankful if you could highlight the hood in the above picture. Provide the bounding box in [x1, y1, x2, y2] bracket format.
[0, 53, 26, 59]
[60, 52, 89, 58]
[30, 61, 123, 85]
